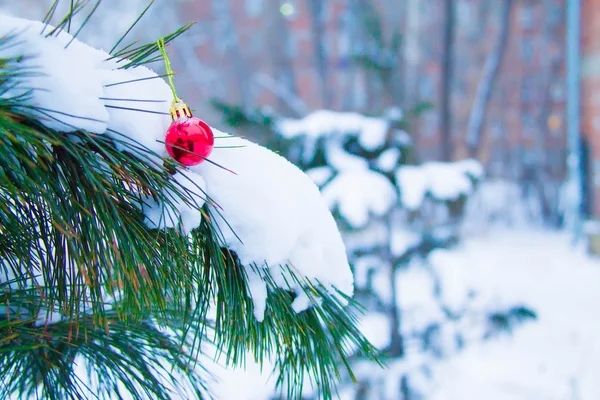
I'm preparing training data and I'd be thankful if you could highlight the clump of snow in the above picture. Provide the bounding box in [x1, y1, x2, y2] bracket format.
[454, 158, 485, 180]
[396, 160, 481, 210]
[0, 14, 173, 158]
[0, 15, 109, 133]
[394, 129, 412, 146]
[423, 162, 473, 201]
[384, 106, 403, 122]
[100, 66, 172, 156]
[396, 166, 428, 211]
[305, 166, 334, 187]
[322, 170, 397, 228]
[1, 13, 357, 323]
[244, 267, 268, 321]
[390, 227, 422, 257]
[371, 268, 393, 304]
[193, 131, 354, 318]
[325, 138, 369, 171]
[376, 148, 402, 172]
[359, 313, 392, 350]
[343, 220, 389, 253]
[277, 110, 390, 151]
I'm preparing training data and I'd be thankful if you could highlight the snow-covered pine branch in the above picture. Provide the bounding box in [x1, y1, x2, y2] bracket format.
[0, 10, 379, 400]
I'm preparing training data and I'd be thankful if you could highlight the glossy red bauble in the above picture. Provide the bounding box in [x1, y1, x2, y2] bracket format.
[165, 117, 214, 166]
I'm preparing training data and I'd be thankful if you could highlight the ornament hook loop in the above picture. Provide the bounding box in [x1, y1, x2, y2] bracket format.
[169, 99, 193, 121]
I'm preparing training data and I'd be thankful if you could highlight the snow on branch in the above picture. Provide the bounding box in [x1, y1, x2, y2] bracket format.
[0, 14, 355, 321]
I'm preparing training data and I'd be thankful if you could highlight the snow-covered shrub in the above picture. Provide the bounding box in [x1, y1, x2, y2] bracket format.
[275, 109, 536, 399]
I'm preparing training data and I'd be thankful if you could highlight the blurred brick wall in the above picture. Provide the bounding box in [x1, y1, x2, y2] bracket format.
[581, 0, 600, 216]
[173, 0, 567, 179]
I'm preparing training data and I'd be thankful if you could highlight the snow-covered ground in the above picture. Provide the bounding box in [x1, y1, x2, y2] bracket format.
[429, 228, 600, 400]
[210, 228, 600, 400]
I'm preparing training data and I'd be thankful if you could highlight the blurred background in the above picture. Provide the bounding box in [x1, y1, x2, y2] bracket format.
[2, 0, 600, 399]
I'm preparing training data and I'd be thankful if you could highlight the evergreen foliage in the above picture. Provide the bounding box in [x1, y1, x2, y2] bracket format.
[0, 3, 381, 399]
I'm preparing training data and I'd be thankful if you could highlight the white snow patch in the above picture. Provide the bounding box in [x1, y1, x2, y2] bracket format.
[0, 14, 174, 160]
[396, 166, 428, 211]
[100, 66, 173, 156]
[305, 166, 334, 187]
[0, 15, 108, 133]
[325, 137, 369, 171]
[396, 161, 479, 210]
[384, 106, 403, 121]
[391, 228, 422, 257]
[192, 132, 354, 317]
[376, 148, 401, 172]
[394, 129, 412, 146]
[454, 158, 484, 180]
[424, 162, 473, 201]
[371, 268, 393, 305]
[277, 110, 390, 151]
[322, 170, 397, 228]
[244, 267, 268, 322]
[359, 313, 392, 350]
[396, 265, 445, 333]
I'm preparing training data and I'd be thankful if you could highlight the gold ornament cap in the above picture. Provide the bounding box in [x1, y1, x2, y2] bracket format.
[170, 99, 192, 121]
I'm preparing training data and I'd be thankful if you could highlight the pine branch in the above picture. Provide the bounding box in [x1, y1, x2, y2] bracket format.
[0, 4, 383, 399]
[198, 212, 382, 400]
[110, 0, 155, 54]
[0, 305, 212, 400]
[110, 23, 194, 69]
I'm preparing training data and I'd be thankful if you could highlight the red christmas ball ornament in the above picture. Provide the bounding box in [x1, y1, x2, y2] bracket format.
[165, 102, 214, 166]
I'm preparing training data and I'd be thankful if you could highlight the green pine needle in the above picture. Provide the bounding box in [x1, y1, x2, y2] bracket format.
[0, 2, 383, 399]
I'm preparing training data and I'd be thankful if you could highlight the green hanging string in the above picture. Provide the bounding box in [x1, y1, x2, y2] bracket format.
[157, 37, 182, 104]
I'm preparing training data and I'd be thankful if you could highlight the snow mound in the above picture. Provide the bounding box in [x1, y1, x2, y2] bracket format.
[0, 14, 173, 158]
[100, 66, 173, 156]
[277, 109, 390, 151]
[376, 148, 402, 172]
[0, 15, 109, 133]
[193, 132, 354, 319]
[396, 160, 481, 210]
[322, 170, 397, 228]
[0, 14, 356, 322]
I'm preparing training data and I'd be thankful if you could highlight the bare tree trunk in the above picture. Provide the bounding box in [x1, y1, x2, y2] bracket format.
[403, 0, 421, 107]
[440, 0, 455, 161]
[466, 0, 514, 157]
[388, 263, 404, 357]
[308, 0, 330, 108]
[386, 218, 404, 357]
[533, 1, 565, 226]
[265, 0, 298, 115]
[211, 0, 251, 108]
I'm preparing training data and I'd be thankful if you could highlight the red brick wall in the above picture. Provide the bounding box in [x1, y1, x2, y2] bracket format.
[581, 0, 600, 216]
[170, 0, 567, 179]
